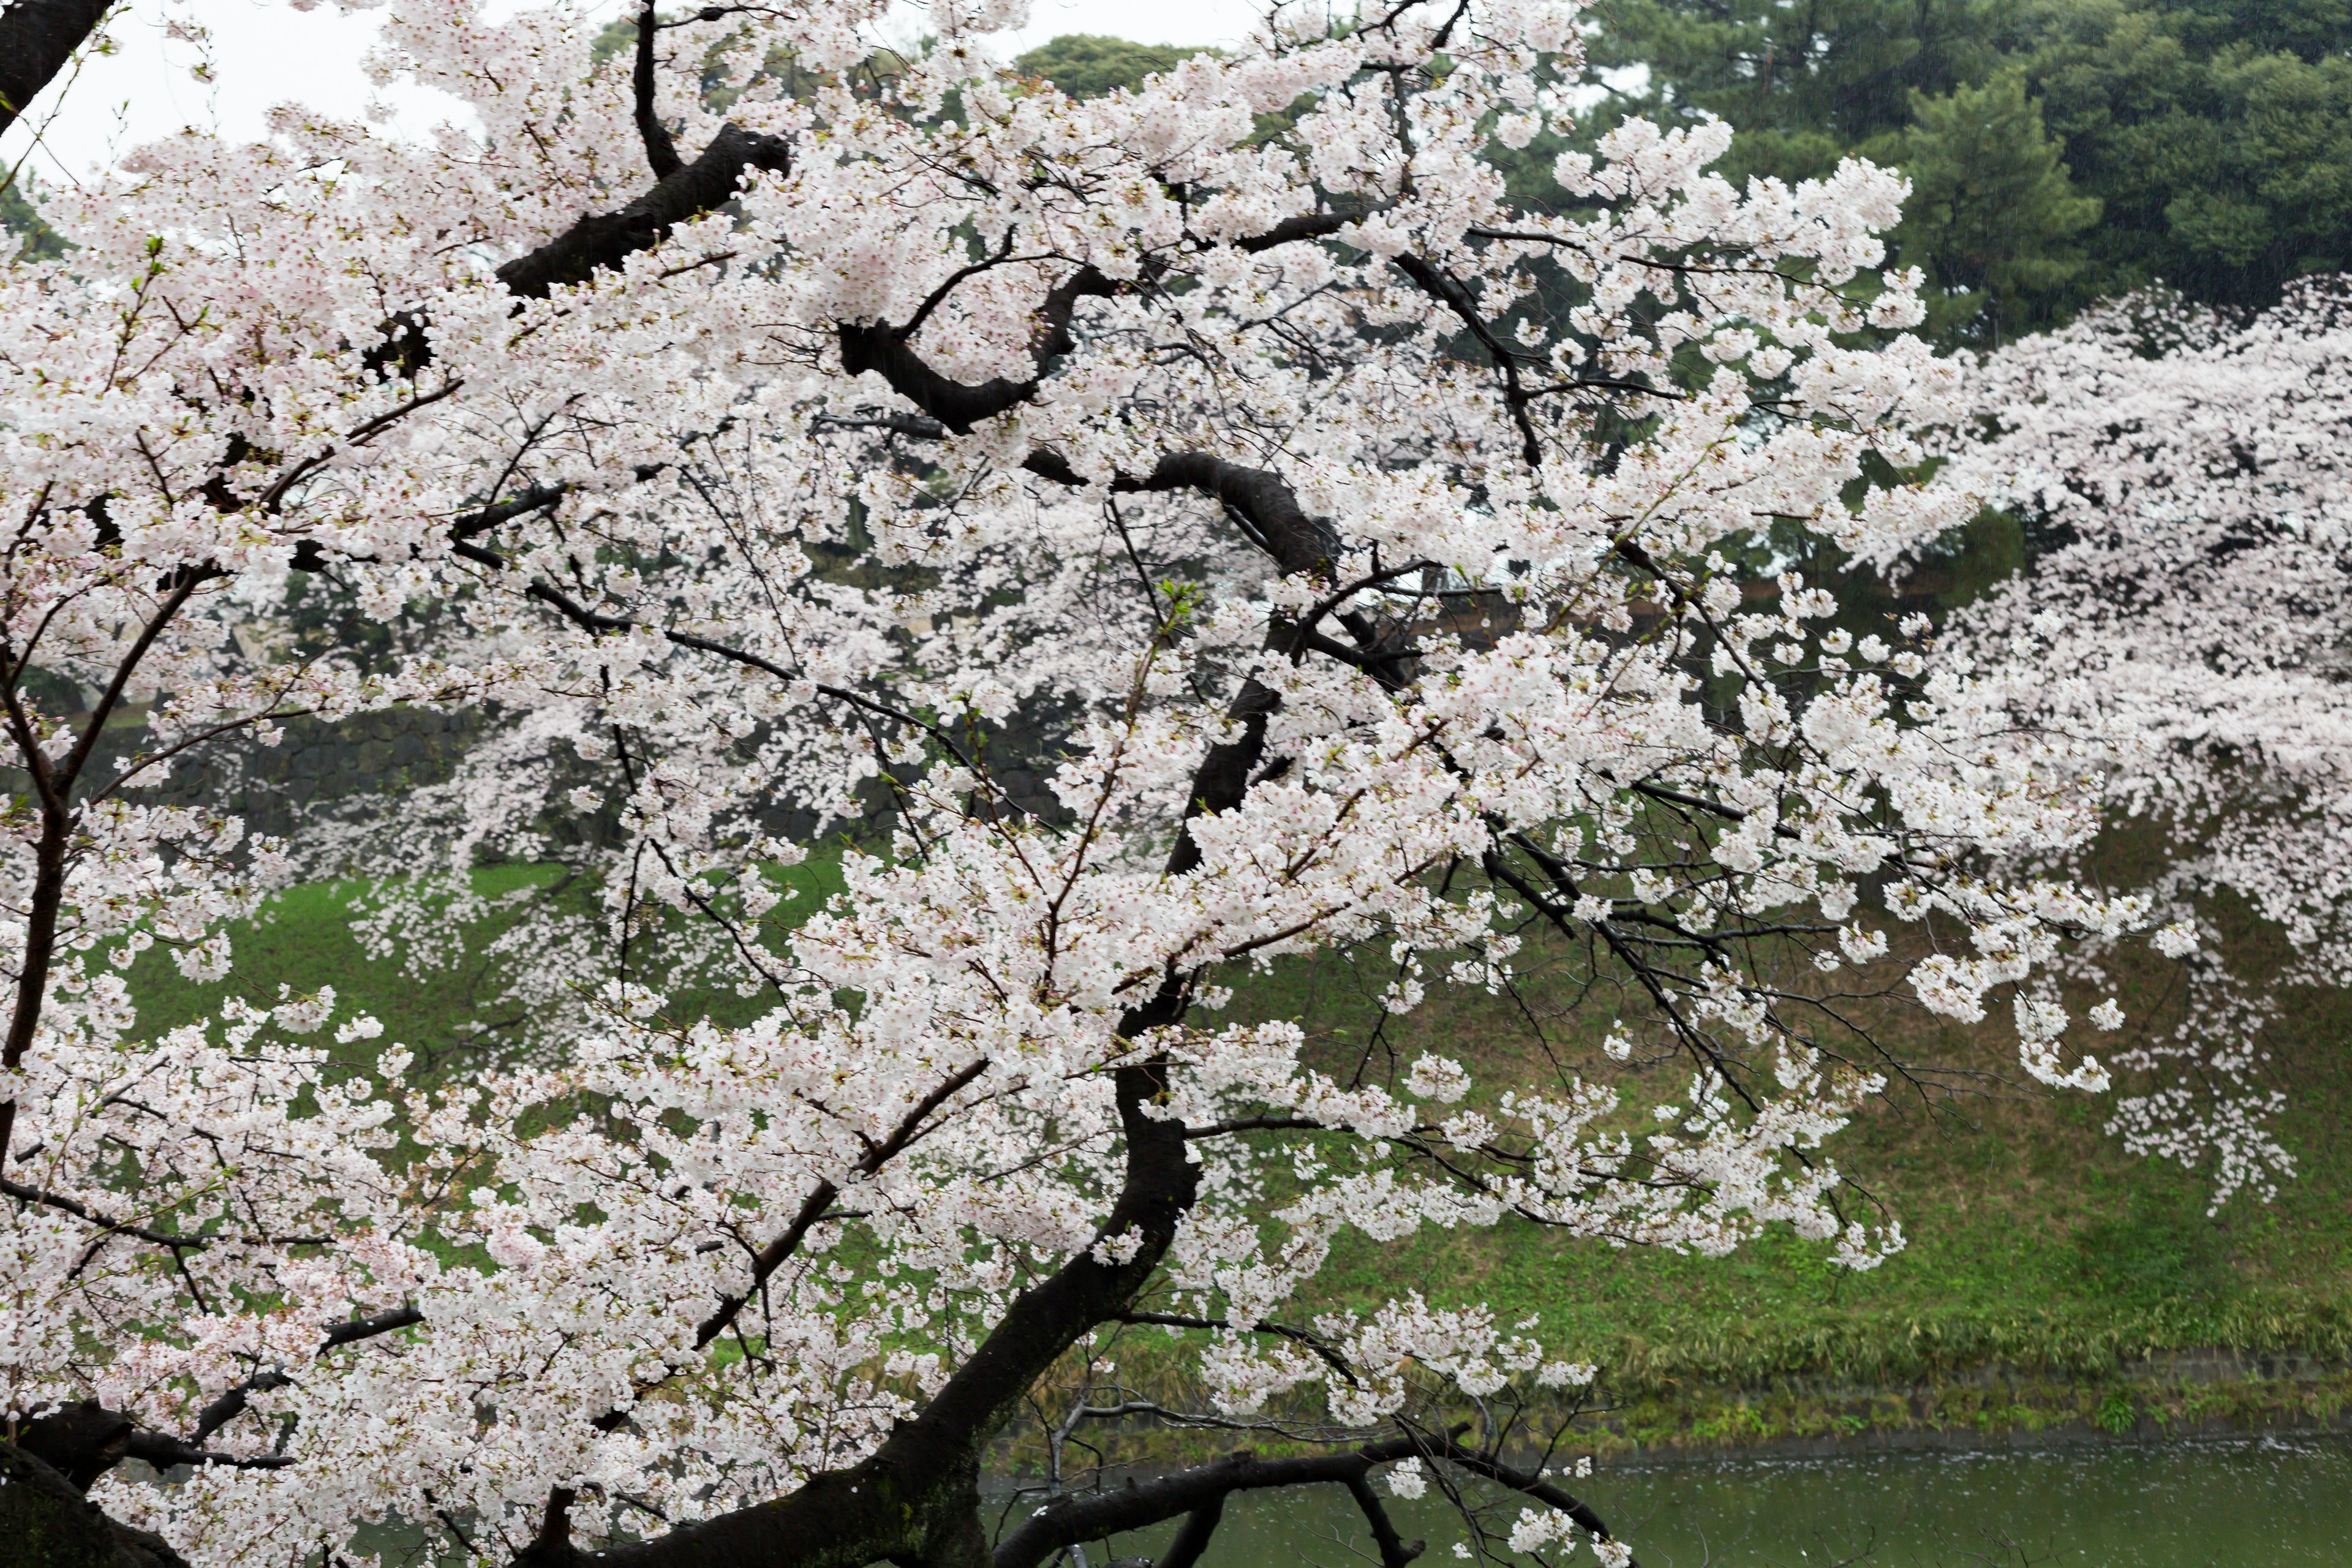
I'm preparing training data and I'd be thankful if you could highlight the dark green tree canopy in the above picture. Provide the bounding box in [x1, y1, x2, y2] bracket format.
[1012, 34, 1202, 97]
[1588, 0, 2352, 334]
[1, 176, 70, 262]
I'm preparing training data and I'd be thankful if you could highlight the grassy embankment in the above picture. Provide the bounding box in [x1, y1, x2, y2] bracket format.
[126, 854, 2352, 1455]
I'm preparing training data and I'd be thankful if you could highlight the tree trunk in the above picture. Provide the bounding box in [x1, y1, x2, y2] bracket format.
[0, 1441, 190, 1568]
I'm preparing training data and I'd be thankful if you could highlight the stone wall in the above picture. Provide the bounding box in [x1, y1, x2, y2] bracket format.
[85, 708, 481, 839]
[72, 699, 1069, 844]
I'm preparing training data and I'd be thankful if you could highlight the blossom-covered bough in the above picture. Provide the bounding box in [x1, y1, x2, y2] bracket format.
[1917, 279, 2352, 1208]
[0, 2, 2203, 1565]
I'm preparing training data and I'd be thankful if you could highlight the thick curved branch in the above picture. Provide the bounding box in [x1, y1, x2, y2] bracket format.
[1122, 452, 1338, 581]
[494, 123, 789, 301]
[994, 1441, 1422, 1568]
[630, 3, 682, 180]
[0, 1439, 190, 1568]
[0, 0, 113, 138]
[1154, 1494, 1226, 1568]
[12, 1400, 296, 1494]
[824, 303, 1351, 594]
[835, 203, 1363, 434]
[836, 319, 1047, 435]
[834, 260, 1118, 435]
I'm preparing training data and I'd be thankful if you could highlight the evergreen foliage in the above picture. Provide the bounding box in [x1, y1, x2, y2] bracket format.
[1012, 33, 1202, 97]
[1588, 0, 2352, 336]
[1, 175, 69, 261]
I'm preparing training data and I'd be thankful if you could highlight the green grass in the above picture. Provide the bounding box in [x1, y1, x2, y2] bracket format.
[129, 867, 569, 1063]
[121, 854, 2352, 1446]
[128, 853, 852, 1073]
[1214, 927, 2352, 1419]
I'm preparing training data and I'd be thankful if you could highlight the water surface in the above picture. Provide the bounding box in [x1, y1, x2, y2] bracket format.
[1065, 1435, 2351, 1567]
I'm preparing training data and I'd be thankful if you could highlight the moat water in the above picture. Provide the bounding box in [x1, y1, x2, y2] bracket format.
[1043, 1434, 2351, 1567]
[349, 1431, 2350, 1564]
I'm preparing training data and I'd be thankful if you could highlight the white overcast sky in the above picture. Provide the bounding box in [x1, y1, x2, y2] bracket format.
[2, 0, 1267, 189]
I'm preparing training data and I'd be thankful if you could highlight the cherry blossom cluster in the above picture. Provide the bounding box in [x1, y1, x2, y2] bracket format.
[1917, 279, 2352, 1204]
[0, 1, 2231, 1562]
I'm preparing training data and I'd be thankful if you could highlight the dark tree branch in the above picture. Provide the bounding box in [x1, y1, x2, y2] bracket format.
[11, 1401, 135, 1490]
[1115, 1310, 1357, 1383]
[897, 227, 1023, 342]
[631, 4, 683, 179]
[0, 1305, 423, 1501]
[837, 205, 1363, 434]
[685, 1055, 990, 1357]
[0, 1175, 256, 1250]
[448, 484, 571, 543]
[550, 1052, 1198, 1568]
[1234, 209, 1365, 254]
[993, 1441, 1436, 1568]
[11, 1400, 296, 1499]
[838, 316, 1049, 434]
[1153, 1494, 1226, 1568]
[1344, 1472, 1425, 1568]
[186, 1306, 422, 1447]
[490, 561, 1009, 795]
[995, 1446, 1402, 1568]
[822, 271, 1352, 594]
[1390, 254, 1544, 468]
[0, 1438, 192, 1568]
[834, 260, 1120, 435]
[998, 1435, 1624, 1568]
[0, 0, 114, 138]
[1122, 452, 1338, 580]
[185, 1373, 290, 1450]
[121, 1432, 295, 1472]
[495, 123, 788, 301]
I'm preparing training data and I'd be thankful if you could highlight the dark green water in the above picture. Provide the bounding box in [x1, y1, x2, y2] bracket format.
[1061, 1436, 2351, 1567]
[350, 1435, 2350, 1564]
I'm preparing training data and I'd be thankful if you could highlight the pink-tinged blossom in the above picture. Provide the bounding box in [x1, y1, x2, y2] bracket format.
[0, 2, 2281, 1562]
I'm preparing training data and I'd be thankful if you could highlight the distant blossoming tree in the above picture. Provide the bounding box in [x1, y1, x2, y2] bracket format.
[0, 2, 2239, 1565]
[1920, 278, 2352, 1206]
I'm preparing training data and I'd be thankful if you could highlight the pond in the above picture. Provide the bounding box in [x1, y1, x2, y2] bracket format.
[1058, 1434, 2352, 1567]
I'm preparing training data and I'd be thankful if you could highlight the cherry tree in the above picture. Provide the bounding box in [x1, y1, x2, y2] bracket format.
[1917, 277, 2352, 1207]
[0, 2, 2179, 1566]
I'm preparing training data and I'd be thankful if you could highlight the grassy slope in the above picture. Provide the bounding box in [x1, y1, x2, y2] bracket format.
[1223, 937, 2352, 1442]
[124, 861, 2352, 1447]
